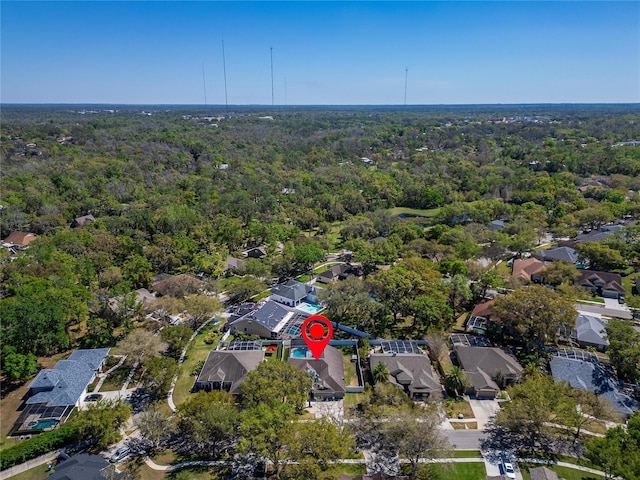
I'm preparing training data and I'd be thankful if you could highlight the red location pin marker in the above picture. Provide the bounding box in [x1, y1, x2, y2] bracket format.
[301, 314, 333, 360]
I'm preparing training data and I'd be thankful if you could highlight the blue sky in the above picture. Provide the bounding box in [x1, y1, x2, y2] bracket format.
[1, 1, 639, 104]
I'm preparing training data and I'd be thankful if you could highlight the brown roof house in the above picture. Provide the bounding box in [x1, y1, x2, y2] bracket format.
[288, 340, 346, 401]
[578, 270, 626, 300]
[466, 300, 498, 335]
[369, 351, 443, 401]
[194, 348, 264, 394]
[512, 258, 546, 283]
[455, 345, 523, 399]
[3, 231, 38, 250]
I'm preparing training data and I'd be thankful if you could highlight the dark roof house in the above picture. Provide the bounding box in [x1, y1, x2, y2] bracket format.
[550, 357, 639, 419]
[455, 345, 523, 399]
[195, 349, 264, 394]
[49, 453, 123, 480]
[528, 466, 561, 480]
[534, 246, 579, 264]
[71, 214, 96, 228]
[288, 342, 346, 400]
[369, 352, 443, 400]
[578, 270, 626, 299]
[242, 246, 267, 259]
[316, 263, 363, 283]
[224, 256, 246, 273]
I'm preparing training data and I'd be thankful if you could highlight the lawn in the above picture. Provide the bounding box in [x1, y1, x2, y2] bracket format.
[520, 464, 604, 480]
[452, 450, 483, 458]
[406, 462, 486, 480]
[451, 421, 478, 429]
[444, 398, 475, 419]
[5, 464, 51, 480]
[0, 382, 30, 443]
[100, 364, 141, 392]
[387, 207, 441, 218]
[343, 354, 360, 387]
[172, 322, 221, 407]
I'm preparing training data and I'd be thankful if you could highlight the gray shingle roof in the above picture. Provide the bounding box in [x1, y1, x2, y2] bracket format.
[196, 350, 264, 394]
[455, 346, 523, 379]
[245, 300, 293, 331]
[573, 314, 609, 347]
[48, 453, 123, 480]
[27, 349, 110, 407]
[288, 344, 346, 396]
[529, 466, 560, 480]
[550, 357, 639, 418]
[271, 280, 311, 302]
[535, 246, 579, 264]
[369, 353, 442, 395]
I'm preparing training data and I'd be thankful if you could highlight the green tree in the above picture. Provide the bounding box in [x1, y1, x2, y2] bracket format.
[586, 411, 640, 480]
[541, 260, 580, 286]
[143, 356, 178, 396]
[492, 285, 577, 345]
[444, 366, 469, 398]
[605, 319, 640, 383]
[1, 346, 38, 382]
[117, 329, 166, 367]
[576, 242, 627, 271]
[74, 399, 131, 449]
[161, 324, 194, 359]
[225, 277, 266, 303]
[372, 362, 389, 384]
[318, 277, 382, 332]
[177, 391, 239, 458]
[240, 361, 312, 413]
[134, 404, 176, 451]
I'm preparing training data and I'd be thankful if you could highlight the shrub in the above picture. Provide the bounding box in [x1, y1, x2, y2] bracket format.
[0, 424, 77, 470]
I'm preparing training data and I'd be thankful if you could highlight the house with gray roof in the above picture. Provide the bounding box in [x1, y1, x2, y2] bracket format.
[271, 279, 315, 307]
[71, 214, 96, 228]
[15, 349, 110, 433]
[228, 300, 307, 339]
[528, 466, 561, 480]
[49, 453, 124, 480]
[572, 313, 609, 351]
[195, 349, 264, 394]
[454, 345, 523, 399]
[550, 357, 639, 419]
[288, 341, 346, 401]
[369, 351, 443, 400]
[534, 246, 579, 264]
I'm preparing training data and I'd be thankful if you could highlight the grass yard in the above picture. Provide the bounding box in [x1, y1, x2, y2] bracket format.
[343, 392, 365, 417]
[100, 364, 142, 392]
[5, 464, 51, 480]
[0, 382, 30, 442]
[451, 421, 478, 429]
[520, 464, 604, 480]
[172, 323, 221, 407]
[387, 207, 441, 218]
[343, 354, 360, 387]
[406, 462, 486, 480]
[452, 450, 483, 458]
[444, 398, 475, 419]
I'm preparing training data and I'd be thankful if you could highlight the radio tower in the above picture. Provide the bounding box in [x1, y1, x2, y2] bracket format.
[222, 38, 229, 110]
[270, 46, 275, 106]
[404, 67, 408, 106]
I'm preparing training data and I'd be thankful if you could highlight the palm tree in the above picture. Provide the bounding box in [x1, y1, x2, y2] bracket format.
[445, 366, 469, 398]
[372, 362, 389, 384]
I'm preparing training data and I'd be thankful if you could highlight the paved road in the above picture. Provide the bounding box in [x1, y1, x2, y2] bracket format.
[444, 430, 486, 450]
[576, 303, 632, 319]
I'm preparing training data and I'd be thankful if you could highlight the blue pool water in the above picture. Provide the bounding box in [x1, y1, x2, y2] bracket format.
[290, 347, 310, 358]
[296, 302, 323, 315]
[28, 419, 59, 430]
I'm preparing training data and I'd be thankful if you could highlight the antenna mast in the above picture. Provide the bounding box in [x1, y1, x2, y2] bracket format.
[222, 38, 229, 110]
[202, 63, 207, 105]
[270, 46, 274, 107]
[404, 67, 408, 106]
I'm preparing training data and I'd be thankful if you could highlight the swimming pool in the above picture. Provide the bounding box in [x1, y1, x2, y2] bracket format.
[296, 302, 324, 315]
[290, 347, 310, 359]
[27, 419, 59, 430]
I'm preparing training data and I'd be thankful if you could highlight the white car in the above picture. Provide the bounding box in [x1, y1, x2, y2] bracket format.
[110, 446, 131, 463]
[502, 461, 516, 479]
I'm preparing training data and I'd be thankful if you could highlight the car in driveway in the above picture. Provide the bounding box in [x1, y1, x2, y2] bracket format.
[85, 393, 102, 402]
[110, 446, 131, 463]
[500, 460, 516, 479]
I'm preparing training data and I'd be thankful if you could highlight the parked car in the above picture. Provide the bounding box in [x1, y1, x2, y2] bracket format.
[110, 446, 131, 463]
[501, 460, 516, 479]
[85, 393, 102, 402]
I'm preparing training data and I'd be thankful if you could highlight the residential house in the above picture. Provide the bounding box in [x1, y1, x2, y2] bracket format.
[15, 349, 110, 433]
[489, 220, 505, 231]
[466, 300, 498, 335]
[316, 263, 363, 283]
[228, 300, 306, 339]
[288, 341, 346, 401]
[242, 246, 267, 259]
[71, 214, 96, 228]
[194, 347, 264, 394]
[224, 256, 246, 274]
[550, 357, 639, 419]
[572, 313, 609, 351]
[271, 279, 316, 307]
[454, 345, 523, 399]
[534, 246, 579, 264]
[578, 270, 626, 300]
[512, 258, 546, 283]
[2, 231, 38, 250]
[528, 466, 561, 480]
[560, 224, 624, 248]
[109, 288, 156, 313]
[369, 351, 443, 400]
[49, 453, 124, 480]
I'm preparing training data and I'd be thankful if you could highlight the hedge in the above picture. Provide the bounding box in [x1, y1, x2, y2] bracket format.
[0, 424, 77, 470]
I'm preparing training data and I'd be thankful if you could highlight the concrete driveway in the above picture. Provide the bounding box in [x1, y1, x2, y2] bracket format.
[468, 398, 500, 429]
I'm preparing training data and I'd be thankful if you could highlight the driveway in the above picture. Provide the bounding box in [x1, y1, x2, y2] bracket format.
[468, 398, 500, 430]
